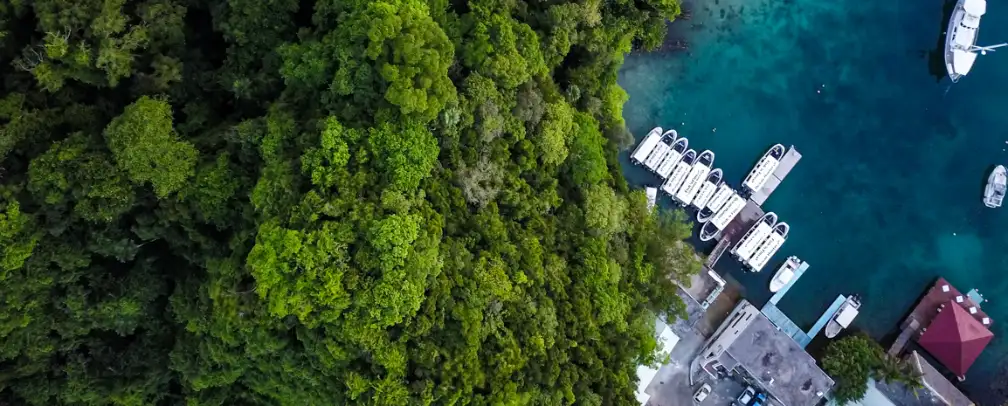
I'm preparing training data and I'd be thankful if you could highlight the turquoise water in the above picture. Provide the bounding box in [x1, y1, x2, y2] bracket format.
[618, 0, 1008, 401]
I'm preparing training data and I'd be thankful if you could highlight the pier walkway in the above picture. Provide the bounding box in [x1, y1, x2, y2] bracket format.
[751, 147, 802, 205]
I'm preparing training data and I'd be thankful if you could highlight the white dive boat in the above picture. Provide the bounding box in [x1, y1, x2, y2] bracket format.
[825, 295, 861, 339]
[631, 127, 663, 164]
[674, 150, 715, 206]
[984, 165, 1006, 208]
[643, 131, 677, 172]
[646, 187, 658, 210]
[742, 144, 785, 194]
[655, 136, 689, 179]
[660, 149, 696, 196]
[944, 0, 1006, 82]
[747, 222, 789, 272]
[769, 256, 802, 293]
[691, 169, 723, 210]
[732, 212, 777, 264]
[697, 184, 734, 223]
[699, 193, 745, 241]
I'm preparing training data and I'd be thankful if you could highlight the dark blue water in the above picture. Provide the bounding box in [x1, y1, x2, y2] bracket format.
[619, 0, 1008, 402]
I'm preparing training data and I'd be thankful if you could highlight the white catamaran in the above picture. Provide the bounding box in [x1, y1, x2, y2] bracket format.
[742, 144, 785, 194]
[674, 150, 714, 206]
[945, 0, 1006, 82]
[691, 169, 723, 210]
[660, 149, 696, 197]
[732, 212, 777, 264]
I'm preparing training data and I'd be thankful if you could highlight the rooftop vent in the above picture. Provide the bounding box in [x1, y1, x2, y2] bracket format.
[942, 285, 950, 292]
[956, 295, 964, 303]
[970, 307, 978, 314]
[983, 317, 991, 325]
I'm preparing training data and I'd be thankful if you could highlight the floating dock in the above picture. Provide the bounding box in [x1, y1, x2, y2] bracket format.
[761, 260, 813, 347]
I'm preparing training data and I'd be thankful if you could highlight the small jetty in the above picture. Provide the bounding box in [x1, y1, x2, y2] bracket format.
[751, 147, 802, 205]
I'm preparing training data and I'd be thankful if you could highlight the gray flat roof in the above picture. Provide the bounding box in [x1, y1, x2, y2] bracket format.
[874, 351, 975, 406]
[725, 314, 835, 406]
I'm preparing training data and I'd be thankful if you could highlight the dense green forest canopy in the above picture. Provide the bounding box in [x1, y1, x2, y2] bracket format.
[0, 0, 699, 404]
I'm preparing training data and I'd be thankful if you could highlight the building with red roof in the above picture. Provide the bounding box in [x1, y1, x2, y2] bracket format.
[917, 300, 994, 378]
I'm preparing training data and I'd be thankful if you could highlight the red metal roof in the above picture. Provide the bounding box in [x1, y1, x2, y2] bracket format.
[918, 301, 994, 377]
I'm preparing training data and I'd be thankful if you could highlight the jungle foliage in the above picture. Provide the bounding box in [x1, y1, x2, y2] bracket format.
[0, 0, 697, 404]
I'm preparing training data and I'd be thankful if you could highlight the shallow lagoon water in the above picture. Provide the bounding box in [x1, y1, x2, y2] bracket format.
[618, 0, 1008, 401]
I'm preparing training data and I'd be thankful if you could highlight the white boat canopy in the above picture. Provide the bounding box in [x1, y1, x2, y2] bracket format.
[743, 156, 780, 192]
[644, 143, 670, 171]
[711, 194, 745, 229]
[835, 305, 859, 328]
[705, 184, 734, 211]
[691, 181, 718, 209]
[655, 150, 682, 178]
[675, 163, 711, 205]
[748, 233, 785, 272]
[964, 0, 986, 16]
[662, 160, 692, 196]
[631, 128, 662, 163]
[735, 223, 773, 263]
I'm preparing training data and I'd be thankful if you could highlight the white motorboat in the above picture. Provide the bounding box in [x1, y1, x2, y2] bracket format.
[769, 256, 802, 293]
[742, 144, 785, 194]
[732, 212, 777, 264]
[631, 127, 663, 164]
[945, 0, 1005, 82]
[747, 222, 789, 272]
[674, 150, 715, 206]
[697, 184, 734, 223]
[825, 295, 861, 339]
[691, 169, 723, 210]
[655, 136, 689, 179]
[646, 187, 658, 210]
[984, 165, 1006, 208]
[699, 193, 745, 242]
[660, 149, 696, 196]
[643, 131, 677, 172]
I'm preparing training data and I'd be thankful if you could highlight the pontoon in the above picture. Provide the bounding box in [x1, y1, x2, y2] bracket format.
[655, 136, 688, 179]
[660, 149, 696, 196]
[732, 212, 777, 264]
[674, 150, 714, 206]
[742, 144, 785, 193]
[691, 169, 723, 210]
[747, 222, 789, 272]
[697, 184, 733, 223]
[631, 127, 663, 164]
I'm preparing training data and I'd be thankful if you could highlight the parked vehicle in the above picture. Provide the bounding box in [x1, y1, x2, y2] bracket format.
[750, 392, 767, 406]
[693, 383, 712, 403]
[737, 386, 756, 405]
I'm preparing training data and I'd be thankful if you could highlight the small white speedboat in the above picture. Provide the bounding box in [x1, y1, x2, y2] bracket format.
[984, 165, 1006, 208]
[769, 256, 802, 292]
[825, 295, 861, 339]
[646, 187, 658, 210]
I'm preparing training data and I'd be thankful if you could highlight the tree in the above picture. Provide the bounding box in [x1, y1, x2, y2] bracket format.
[822, 334, 921, 405]
[104, 96, 197, 197]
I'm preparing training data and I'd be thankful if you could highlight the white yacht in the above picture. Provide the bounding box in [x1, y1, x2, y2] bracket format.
[769, 256, 802, 292]
[661, 149, 696, 196]
[984, 165, 1006, 208]
[944, 0, 1003, 82]
[674, 150, 715, 206]
[691, 169, 723, 210]
[655, 136, 689, 179]
[631, 127, 663, 164]
[747, 222, 789, 272]
[646, 187, 658, 210]
[699, 193, 745, 241]
[732, 212, 777, 264]
[697, 184, 734, 223]
[742, 144, 785, 194]
[643, 131, 677, 172]
[825, 295, 861, 339]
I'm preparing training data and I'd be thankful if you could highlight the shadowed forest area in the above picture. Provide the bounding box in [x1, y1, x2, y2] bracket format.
[0, 0, 701, 404]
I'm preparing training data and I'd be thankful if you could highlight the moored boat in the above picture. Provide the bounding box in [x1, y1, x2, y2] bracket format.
[732, 212, 777, 264]
[769, 256, 802, 292]
[655, 136, 689, 179]
[944, 0, 990, 82]
[674, 150, 715, 206]
[643, 131, 677, 172]
[825, 295, 861, 339]
[691, 169, 723, 210]
[697, 184, 733, 223]
[984, 165, 1006, 208]
[742, 144, 785, 194]
[746, 222, 789, 272]
[699, 193, 745, 242]
[631, 127, 663, 164]
[660, 149, 696, 196]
